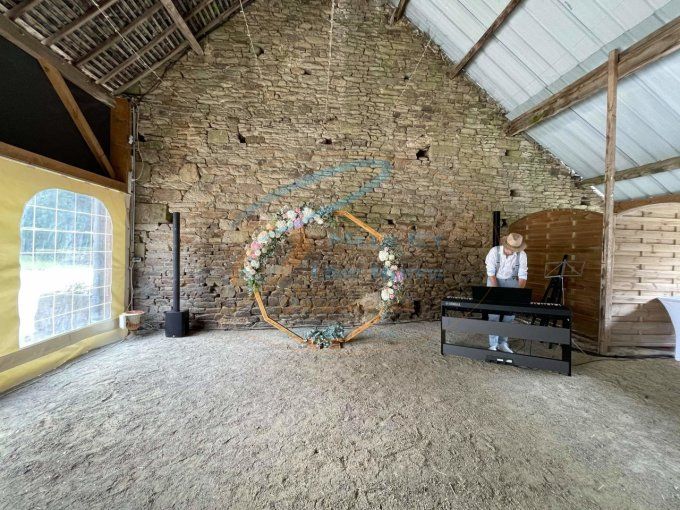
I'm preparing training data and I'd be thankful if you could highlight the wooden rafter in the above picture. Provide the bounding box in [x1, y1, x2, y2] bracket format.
[43, 0, 119, 46]
[114, 41, 189, 94]
[6, 0, 44, 20]
[598, 49, 619, 353]
[0, 142, 126, 192]
[75, 2, 163, 67]
[97, 25, 177, 84]
[507, 16, 680, 136]
[615, 193, 680, 213]
[0, 15, 115, 106]
[580, 156, 680, 186]
[452, 0, 523, 77]
[389, 0, 410, 25]
[40, 60, 117, 178]
[160, 0, 203, 55]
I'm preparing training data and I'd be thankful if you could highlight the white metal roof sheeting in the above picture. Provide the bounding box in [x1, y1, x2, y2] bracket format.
[395, 0, 680, 199]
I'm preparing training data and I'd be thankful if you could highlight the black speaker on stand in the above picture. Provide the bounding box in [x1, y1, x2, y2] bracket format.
[165, 212, 189, 337]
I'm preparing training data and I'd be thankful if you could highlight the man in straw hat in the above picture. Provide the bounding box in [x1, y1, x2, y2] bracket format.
[484, 233, 528, 353]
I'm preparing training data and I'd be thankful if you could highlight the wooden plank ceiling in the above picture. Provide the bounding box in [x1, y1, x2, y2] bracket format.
[0, 0, 249, 97]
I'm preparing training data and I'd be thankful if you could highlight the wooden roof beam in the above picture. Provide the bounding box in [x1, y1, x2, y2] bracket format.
[160, 0, 203, 55]
[97, 25, 177, 84]
[507, 16, 680, 136]
[0, 15, 115, 107]
[115, 41, 189, 94]
[0, 142, 126, 192]
[43, 0, 118, 46]
[389, 0, 410, 25]
[6, 0, 45, 20]
[452, 0, 523, 77]
[75, 2, 163, 67]
[580, 156, 680, 186]
[40, 59, 117, 178]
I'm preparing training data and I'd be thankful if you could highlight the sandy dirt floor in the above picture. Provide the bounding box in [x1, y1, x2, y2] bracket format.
[1, 322, 679, 509]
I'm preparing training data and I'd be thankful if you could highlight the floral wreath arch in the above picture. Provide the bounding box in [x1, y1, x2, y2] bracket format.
[242, 206, 404, 348]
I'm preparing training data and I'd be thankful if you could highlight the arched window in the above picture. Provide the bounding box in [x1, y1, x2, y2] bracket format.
[19, 189, 113, 347]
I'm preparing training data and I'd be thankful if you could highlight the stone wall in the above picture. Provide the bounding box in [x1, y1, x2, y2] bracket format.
[133, 0, 601, 330]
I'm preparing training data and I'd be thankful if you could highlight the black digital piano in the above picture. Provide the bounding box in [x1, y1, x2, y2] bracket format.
[441, 294, 573, 376]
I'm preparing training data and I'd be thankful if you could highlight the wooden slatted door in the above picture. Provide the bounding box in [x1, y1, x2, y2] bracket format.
[610, 203, 680, 348]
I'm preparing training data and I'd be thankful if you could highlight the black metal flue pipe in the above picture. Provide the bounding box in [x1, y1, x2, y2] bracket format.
[172, 211, 180, 312]
[492, 211, 501, 247]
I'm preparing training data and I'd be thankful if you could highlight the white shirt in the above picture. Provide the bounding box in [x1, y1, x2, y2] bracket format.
[485, 246, 528, 280]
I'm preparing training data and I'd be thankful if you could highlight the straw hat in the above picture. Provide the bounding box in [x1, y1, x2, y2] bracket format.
[502, 233, 526, 252]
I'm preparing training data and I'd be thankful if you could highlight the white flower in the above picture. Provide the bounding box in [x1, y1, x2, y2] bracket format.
[250, 259, 260, 269]
[243, 265, 255, 275]
[378, 250, 388, 262]
[254, 250, 261, 257]
[390, 265, 398, 272]
[388, 254, 395, 261]
[276, 220, 286, 229]
[285, 210, 297, 220]
[316, 217, 324, 225]
[384, 260, 391, 267]
[268, 231, 275, 238]
[381, 289, 391, 301]
[387, 281, 393, 287]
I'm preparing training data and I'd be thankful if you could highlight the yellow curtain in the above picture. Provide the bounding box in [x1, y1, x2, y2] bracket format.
[0, 156, 128, 393]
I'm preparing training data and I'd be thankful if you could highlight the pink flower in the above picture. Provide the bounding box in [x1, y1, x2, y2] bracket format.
[250, 241, 261, 251]
[293, 219, 303, 229]
[394, 270, 404, 283]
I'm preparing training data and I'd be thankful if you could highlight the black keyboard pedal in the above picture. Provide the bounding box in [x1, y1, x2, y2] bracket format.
[485, 354, 514, 365]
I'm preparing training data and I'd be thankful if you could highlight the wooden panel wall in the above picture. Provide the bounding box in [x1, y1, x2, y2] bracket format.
[510, 209, 603, 339]
[610, 203, 680, 348]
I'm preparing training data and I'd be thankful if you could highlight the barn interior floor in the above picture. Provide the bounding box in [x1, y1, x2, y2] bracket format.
[1, 322, 679, 509]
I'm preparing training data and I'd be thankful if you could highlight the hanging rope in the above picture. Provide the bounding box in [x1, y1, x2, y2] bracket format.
[90, 0, 165, 87]
[394, 33, 433, 109]
[322, 0, 336, 123]
[239, 0, 263, 80]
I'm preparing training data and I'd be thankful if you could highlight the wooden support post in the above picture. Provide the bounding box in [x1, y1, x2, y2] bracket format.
[160, 0, 203, 55]
[452, 0, 523, 77]
[40, 60, 117, 179]
[598, 49, 619, 354]
[110, 98, 132, 185]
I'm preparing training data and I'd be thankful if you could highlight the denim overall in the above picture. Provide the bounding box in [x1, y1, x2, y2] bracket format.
[488, 246, 520, 349]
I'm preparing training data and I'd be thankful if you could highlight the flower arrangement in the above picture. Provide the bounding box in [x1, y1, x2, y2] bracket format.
[242, 205, 332, 293]
[305, 324, 345, 349]
[378, 236, 405, 315]
[242, 206, 404, 318]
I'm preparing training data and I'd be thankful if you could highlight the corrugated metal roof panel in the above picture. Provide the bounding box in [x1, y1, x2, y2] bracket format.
[395, 0, 680, 199]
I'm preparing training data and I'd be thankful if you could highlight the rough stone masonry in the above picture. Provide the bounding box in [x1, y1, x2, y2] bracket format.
[133, 0, 601, 331]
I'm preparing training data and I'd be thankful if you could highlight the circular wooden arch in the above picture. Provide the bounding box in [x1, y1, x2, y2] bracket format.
[253, 210, 384, 349]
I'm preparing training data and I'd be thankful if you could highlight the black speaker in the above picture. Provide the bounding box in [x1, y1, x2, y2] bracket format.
[165, 212, 189, 337]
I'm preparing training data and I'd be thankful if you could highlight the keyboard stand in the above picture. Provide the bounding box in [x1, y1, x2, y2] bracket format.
[441, 299, 572, 376]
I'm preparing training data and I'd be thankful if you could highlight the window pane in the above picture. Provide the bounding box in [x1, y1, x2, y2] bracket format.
[19, 189, 113, 347]
[35, 207, 55, 229]
[36, 189, 56, 208]
[21, 206, 34, 228]
[57, 190, 76, 211]
[57, 210, 75, 231]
